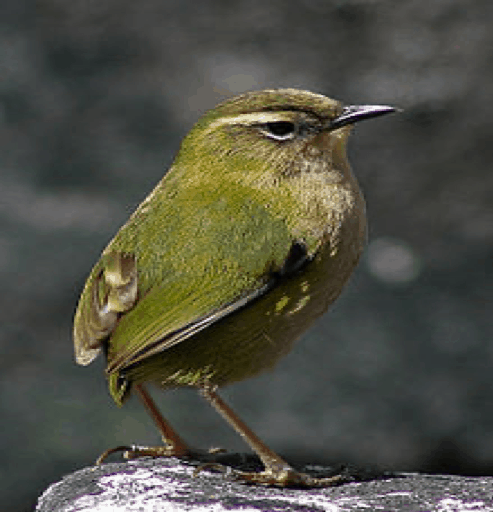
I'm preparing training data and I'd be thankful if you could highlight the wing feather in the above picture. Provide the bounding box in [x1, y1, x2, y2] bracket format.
[73, 176, 316, 373]
[105, 240, 311, 373]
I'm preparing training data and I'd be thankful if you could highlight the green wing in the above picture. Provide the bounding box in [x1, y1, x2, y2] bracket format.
[104, 271, 276, 373]
[73, 182, 307, 373]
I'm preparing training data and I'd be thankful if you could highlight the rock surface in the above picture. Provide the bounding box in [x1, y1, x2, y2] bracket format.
[36, 456, 493, 512]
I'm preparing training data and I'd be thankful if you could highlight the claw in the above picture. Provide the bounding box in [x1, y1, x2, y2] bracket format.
[96, 445, 134, 465]
[207, 447, 227, 455]
[193, 462, 229, 478]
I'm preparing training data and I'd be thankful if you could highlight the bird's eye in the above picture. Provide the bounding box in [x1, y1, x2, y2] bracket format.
[260, 121, 297, 141]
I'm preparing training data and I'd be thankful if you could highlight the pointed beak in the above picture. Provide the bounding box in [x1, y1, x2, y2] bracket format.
[329, 104, 396, 130]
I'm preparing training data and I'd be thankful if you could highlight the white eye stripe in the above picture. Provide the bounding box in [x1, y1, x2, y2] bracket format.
[208, 112, 295, 130]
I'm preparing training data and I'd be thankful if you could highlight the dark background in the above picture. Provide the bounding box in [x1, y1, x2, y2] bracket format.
[2, 1, 493, 510]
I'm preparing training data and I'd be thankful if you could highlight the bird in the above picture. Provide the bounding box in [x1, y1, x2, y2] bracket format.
[73, 88, 395, 487]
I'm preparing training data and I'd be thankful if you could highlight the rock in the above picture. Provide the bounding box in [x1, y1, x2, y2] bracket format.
[36, 454, 493, 512]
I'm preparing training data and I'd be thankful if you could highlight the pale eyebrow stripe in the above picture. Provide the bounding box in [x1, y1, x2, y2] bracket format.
[207, 112, 295, 130]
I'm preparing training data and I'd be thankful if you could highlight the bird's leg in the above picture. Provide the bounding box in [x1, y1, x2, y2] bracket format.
[199, 383, 343, 488]
[96, 383, 190, 464]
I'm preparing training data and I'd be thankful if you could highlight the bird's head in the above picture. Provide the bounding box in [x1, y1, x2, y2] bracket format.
[175, 88, 395, 187]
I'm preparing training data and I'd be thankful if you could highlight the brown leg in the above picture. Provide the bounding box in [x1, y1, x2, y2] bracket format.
[96, 383, 190, 464]
[134, 384, 189, 455]
[199, 383, 343, 488]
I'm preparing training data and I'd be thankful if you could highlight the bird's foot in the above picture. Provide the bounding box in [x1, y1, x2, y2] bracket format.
[96, 444, 188, 465]
[196, 461, 344, 488]
[229, 467, 344, 488]
[96, 444, 225, 465]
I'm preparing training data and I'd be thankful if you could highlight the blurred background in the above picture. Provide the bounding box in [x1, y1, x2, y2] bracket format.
[2, 0, 493, 510]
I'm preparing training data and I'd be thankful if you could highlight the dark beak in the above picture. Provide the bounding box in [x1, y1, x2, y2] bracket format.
[329, 104, 396, 130]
